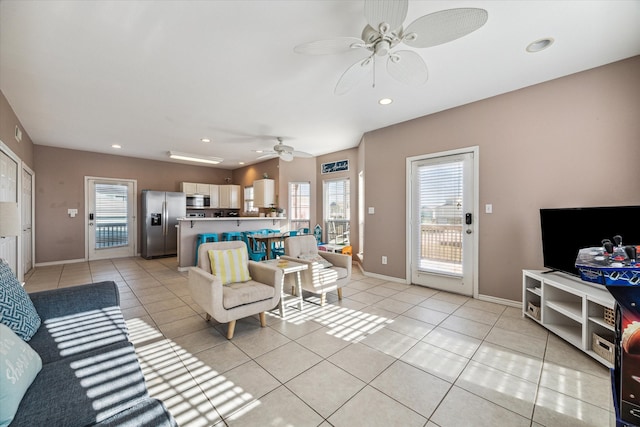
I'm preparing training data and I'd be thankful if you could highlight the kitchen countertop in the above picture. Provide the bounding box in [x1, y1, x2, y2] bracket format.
[178, 216, 286, 221]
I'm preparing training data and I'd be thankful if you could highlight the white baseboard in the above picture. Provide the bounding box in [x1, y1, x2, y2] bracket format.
[361, 270, 408, 285]
[34, 258, 86, 267]
[477, 294, 521, 308]
[356, 264, 522, 305]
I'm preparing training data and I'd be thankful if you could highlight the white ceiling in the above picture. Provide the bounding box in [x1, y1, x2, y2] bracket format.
[1, 1, 639, 169]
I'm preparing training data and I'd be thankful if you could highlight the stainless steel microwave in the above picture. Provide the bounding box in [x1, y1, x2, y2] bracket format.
[186, 195, 208, 207]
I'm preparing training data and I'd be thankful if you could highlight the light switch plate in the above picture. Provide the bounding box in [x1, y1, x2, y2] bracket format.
[485, 204, 493, 214]
[368, 207, 375, 214]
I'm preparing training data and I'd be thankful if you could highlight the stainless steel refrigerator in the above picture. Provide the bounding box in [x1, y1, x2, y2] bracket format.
[141, 190, 186, 259]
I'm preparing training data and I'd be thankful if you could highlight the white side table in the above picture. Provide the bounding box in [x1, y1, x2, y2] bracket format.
[262, 259, 308, 318]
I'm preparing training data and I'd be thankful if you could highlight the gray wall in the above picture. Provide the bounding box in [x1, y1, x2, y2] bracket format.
[33, 146, 232, 263]
[361, 56, 640, 302]
[1, 90, 33, 168]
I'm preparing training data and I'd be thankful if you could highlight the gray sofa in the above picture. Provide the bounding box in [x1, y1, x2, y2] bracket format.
[10, 281, 177, 427]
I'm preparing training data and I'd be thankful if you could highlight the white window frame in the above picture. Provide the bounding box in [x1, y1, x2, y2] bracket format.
[288, 181, 310, 231]
[323, 178, 350, 244]
[244, 186, 258, 213]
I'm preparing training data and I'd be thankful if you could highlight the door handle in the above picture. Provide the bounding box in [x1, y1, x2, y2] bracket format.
[466, 229, 472, 234]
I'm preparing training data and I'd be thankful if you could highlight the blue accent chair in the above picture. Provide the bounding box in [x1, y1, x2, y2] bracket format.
[195, 233, 219, 265]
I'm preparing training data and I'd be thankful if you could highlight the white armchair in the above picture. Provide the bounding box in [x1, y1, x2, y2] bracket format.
[281, 235, 351, 305]
[188, 241, 283, 339]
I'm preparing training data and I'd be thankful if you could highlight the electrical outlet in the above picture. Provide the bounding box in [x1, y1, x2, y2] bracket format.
[382, 256, 387, 264]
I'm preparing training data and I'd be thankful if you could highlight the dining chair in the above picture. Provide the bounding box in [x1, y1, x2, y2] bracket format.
[242, 231, 267, 261]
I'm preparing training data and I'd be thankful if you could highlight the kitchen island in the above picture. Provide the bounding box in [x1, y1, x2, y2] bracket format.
[177, 217, 288, 270]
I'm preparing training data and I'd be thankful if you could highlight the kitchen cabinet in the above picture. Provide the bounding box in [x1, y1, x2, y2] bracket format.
[181, 182, 210, 195]
[196, 183, 210, 195]
[253, 179, 275, 207]
[209, 184, 219, 208]
[219, 185, 240, 209]
[180, 182, 197, 195]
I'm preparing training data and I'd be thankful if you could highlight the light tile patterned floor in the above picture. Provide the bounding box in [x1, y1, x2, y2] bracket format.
[24, 257, 615, 427]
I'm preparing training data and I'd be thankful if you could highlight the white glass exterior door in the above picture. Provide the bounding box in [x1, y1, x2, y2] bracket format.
[409, 150, 477, 296]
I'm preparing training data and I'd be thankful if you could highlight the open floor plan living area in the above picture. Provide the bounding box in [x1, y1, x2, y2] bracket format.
[1, 1, 639, 426]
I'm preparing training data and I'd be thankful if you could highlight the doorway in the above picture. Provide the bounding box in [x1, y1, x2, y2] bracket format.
[86, 177, 136, 260]
[0, 144, 19, 275]
[407, 147, 479, 297]
[22, 166, 34, 274]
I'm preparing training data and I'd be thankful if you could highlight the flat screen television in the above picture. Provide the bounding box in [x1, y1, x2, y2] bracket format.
[540, 205, 640, 277]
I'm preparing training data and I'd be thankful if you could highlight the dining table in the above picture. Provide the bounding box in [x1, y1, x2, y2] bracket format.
[252, 233, 288, 259]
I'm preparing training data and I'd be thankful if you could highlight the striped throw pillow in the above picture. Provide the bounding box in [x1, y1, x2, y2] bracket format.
[208, 246, 252, 285]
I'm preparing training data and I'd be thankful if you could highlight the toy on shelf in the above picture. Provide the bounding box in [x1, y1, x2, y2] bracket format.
[575, 235, 639, 286]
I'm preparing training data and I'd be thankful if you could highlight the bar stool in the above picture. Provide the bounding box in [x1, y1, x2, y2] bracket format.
[195, 233, 219, 266]
[222, 232, 243, 241]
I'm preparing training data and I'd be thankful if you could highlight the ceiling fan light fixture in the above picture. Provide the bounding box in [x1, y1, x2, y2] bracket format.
[375, 39, 391, 56]
[280, 152, 294, 162]
[526, 38, 554, 53]
[168, 151, 223, 165]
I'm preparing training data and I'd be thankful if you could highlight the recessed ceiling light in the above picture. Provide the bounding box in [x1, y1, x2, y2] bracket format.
[201, 138, 211, 143]
[379, 98, 393, 105]
[255, 150, 263, 153]
[111, 144, 121, 149]
[238, 161, 245, 165]
[526, 38, 554, 53]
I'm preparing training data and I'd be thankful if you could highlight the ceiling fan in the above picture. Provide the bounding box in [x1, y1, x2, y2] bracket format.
[294, 0, 488, 95]
[256, 138, 313, 162]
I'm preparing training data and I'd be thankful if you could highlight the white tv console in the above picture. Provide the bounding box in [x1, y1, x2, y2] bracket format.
[522, 269, 615, 367]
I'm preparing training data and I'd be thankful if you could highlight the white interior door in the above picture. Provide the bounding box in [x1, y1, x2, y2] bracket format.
[21, 166, 33, 274]
[408, 149, 478, 296]
[87, 178, 136, 260]
[0, 146, 19, 276]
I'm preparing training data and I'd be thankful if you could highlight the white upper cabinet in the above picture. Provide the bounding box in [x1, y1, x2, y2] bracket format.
[181, 182, 210, 195]
[209, 184, 219, 208]
[219, 185, 240, 209]
[253, 179, 275, 207]
[196, 183, 211, 194]
[180, 182, 197, 195]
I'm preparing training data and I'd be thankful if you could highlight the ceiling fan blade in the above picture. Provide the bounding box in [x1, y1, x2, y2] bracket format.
[403, 8, 488, 49]
[387, 50, 428, 86]
[292, 151, 313, 158]
[364, 0, 408, 32]
[256, 153, 277, 160]
[335, 55, 374, 95]
[294, 37, 365, 55]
